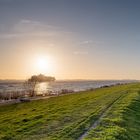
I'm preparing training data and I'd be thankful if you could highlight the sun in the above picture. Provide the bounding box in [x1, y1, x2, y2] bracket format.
[37, 58, 47, 70]
[36, 56, 49, 74]
[32, 54, 55, 75]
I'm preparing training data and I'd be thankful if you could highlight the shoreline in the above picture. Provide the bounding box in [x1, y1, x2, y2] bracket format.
[0, 82, 133, 106]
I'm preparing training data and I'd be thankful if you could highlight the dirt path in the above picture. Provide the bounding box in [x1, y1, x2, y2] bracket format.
[78, 92, 125, 140]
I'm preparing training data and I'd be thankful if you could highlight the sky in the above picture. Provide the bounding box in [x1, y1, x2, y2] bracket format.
[0, 0, 140, 80]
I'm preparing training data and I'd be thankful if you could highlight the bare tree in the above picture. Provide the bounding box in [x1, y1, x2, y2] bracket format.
[24, 80, 37, 97]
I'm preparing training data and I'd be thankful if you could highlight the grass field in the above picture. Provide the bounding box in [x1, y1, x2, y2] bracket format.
[0, 83, 140, 140]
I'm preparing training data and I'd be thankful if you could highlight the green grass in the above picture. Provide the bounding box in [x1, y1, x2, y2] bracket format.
[0, 83, 140, 140]
[84, 84, 140, 140]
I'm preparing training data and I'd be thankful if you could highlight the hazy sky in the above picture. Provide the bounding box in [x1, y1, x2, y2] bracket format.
[0, 0, 140, 80]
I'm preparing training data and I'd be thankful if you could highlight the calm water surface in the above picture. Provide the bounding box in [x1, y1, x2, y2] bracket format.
[0, 80, 135, 94]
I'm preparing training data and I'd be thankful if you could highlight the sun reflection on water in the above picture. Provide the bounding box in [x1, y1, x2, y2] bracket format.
[35, 82, 49, 95]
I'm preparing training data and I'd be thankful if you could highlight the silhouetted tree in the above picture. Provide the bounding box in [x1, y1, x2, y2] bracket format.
[29, 74, 55, 82]
[24, 74, 55, 96]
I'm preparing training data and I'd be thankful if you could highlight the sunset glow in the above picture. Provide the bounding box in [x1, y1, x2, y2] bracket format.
[36, 56, 49, 74]
[0, 0, 140, 80]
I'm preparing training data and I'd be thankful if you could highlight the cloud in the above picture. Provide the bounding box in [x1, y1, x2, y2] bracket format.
[0, 33, 19, 39]
[80, 40, 93, 45]
[78, 40, 94, 48]
[73, 51, 89, 55]
[14, 19, 53, 32]
[0, 19, 71, 40]
[79, 40, 103, 46]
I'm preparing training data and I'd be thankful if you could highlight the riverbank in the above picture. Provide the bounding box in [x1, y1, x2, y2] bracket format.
[0, 82, 129, 105]
[0, 83, 140, 140]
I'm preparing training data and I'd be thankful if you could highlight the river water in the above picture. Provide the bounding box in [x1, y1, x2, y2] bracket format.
[0, 80, 135, 94]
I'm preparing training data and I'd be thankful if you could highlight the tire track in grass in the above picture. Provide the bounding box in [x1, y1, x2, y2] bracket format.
[78, 91, 126, 140]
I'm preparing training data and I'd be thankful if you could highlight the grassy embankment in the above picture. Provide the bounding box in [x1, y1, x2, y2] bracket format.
[0, 83, 140, 140]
